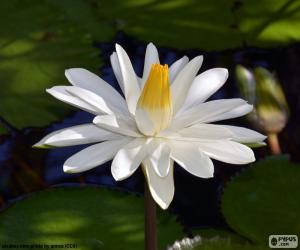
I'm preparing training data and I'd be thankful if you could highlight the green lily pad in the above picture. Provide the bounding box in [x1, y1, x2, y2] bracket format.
[0, 125, 7, 135]
[236, 0, 300, 47]
[221, 155, 300, 244]
[0, 38, 98, 131]
[2, 0, 300, 134]
[0, 0, 107, 134]
[95, 0, 242, 51]
[0, 187, 183, 250]
[95, 0, 300, 51]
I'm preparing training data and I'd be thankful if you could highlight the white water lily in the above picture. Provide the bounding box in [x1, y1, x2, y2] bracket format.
[35, 43, 266, 209]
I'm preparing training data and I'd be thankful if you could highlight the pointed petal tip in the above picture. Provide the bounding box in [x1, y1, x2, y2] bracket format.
[115, 44, 125, 55]
[64, 68, 81, 77]
[32, 141, 54, 149]
[147, 42, 156, 49]
[247, 103, 254, 111]
[32, 142, 44, 149]
[195, 55, 204, 63]
[149, 181, 174, 210]
[46, 86, 63, 95]
[115, 43, 122, 51]
[111, 160, 123, 181]
[155, 171, 169, 178]
[92, 115, 101, 124]
[219, 68, 229, 78]
[190, 55, 202, 62]
[63, 165, 76, 174]
[64, 68, 72, 79]
[236, 98, 251, 106]
[110, 51, 117, 58]
[207, 170, 215, 179]
[208, 67, 229, 83]
[111, 168, 126, 182]
[159, 202, 170, 210]
[224, 69, 229, 80]
[63, 158, 79, 173]
[46, 87, 53, 93]
[152, 192, 172, 210]
[111, 172, 119, 181]
[182, 55, 189, 62]
[245, 147, 256, 164]
[201, 160, 215, 178]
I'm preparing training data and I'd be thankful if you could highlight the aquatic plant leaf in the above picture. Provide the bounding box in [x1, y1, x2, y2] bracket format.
[0, 0, 103, 134]
[0, 126, 7, 135]
[236, 0, 300, 47]
[2, 0, 300, 135]
[95, 0, 242, 51]
[221, 155, 300, 244]
[0, 39, 99, 131]
[0, 187, 183, 250]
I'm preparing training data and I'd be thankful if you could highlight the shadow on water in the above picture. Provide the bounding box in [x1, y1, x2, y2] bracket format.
[0, 32, 300, 229]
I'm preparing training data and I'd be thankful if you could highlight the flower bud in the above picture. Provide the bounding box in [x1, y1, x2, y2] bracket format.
[235, 65, 289, 134]
[235, 65, 256, 105]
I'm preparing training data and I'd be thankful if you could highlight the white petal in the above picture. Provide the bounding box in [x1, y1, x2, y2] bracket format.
[169, 56, 189, 83]
[93, 115, 141, 137]
[135, 108, 156, 136]
[63, 138, 131, 173]
[141, 43, 160, 89]
[179, 68, 228, 113]
[110, 52, 125, 94]
[170, 140, 214, 178]
[46, 86, 99, 115]
[221, 125, 266, 143]
[142, 158, 174, 210]
[197, 140, 255, 164]
[201, 103, 253, 123]
[111, 138, 147, 181]
[136, 75, 143, 86]
[174, 123, 234, 141]
[34, 124, 121, 148]
[115, 44, 140, 114]
[65, 68, 128, 114]
[172, 99, 249, 130]
[147, 139, 171, 178]
[171, 56, 203, 113]
[171, 123, 265, 144]
[66, 86, 117, 115]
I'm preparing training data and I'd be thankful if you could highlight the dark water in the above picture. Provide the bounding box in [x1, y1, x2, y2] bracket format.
[0, 32, 300, 231]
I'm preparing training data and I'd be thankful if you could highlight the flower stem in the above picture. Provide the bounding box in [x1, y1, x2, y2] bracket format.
[145, 182, 157, 250]
[267, 133, 281, 155]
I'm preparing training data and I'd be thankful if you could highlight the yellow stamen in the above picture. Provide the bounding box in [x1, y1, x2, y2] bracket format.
[137, 64, 173, 135]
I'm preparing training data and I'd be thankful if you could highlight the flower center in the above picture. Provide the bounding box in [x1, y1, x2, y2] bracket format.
[137, 64, 173, 135]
